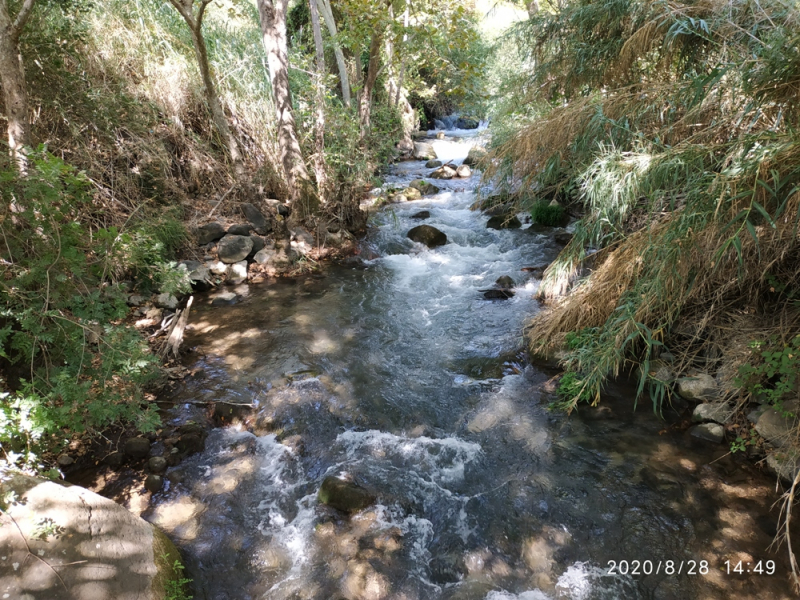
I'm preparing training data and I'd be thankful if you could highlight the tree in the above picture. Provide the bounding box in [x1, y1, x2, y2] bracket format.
[0, 0, 36, 171]
[167, 0, 244, 181]
[256, 0, 316, 216]
[308, 0, 327, 201]
[358, 27, 383, 138]
[315, 0, 350, 108]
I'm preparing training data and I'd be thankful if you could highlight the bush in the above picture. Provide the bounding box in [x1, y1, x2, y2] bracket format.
[530, 200, 568, 227]
[0, 150, 162, 471]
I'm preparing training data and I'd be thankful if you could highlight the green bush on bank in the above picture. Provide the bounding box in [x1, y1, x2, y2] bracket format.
[0, 150, 177, 471]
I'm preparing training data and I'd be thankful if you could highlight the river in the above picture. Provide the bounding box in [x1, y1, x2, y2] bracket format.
[146, 129, 796, 600]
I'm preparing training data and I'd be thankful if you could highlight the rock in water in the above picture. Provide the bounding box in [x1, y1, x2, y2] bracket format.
[407, 225, 447, 248]
[495, 275, 515, 289]
[409, 179, 440, 196]
[430, 165, 457, 179]
[456, 164, 472, 178]
[0, 473, 182, 600]
[689, 423, 724, 443]
[426, 159, 442, 168]
[218, 234, 254, 264]
[411, 211, 431, 220]
[195, 222, 226, 245]
[482, 289, 515, 300]
[413, 142, 437, 161]
[124, 436, 151, 459]
[463, 146, 488, 167]
[456, 117, 479, 129]
[318, 476, 375, 513]
[487, 214, 522, 229]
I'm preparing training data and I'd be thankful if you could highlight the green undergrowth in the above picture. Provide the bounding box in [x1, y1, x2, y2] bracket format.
[0, 150, 187, 471]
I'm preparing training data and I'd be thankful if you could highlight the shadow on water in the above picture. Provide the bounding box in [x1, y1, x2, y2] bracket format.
[147, 131, 800, 600]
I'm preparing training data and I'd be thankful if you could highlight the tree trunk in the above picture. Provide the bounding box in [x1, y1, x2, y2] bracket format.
[308, 0, 327, 202]
[316, 0, 350, 108]
[0, 0, 36, 171]
[358, 30, 383, 139]
[394, 4, 409, 107]
[256, 0, 316, 217]
[168, 0, 244, 181]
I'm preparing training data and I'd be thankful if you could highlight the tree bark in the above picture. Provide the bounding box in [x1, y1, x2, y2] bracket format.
[308, 0, 327, 202]
[168, 0, 244, 181]
[316, 0, 350, 108]
[256, 0, 316, 216]
[358, 30, 383, 139]
[0, 0, 36, 171]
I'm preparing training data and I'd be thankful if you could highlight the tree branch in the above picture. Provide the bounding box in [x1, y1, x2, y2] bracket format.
[12, 0, 36, 35]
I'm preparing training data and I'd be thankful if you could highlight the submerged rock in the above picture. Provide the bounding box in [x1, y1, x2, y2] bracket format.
[408, 224, 447, 248]
[482, 289, 515, 300]
[456, 117, 479, 129]
[495, 275, 515, 289]
[0, 473, 182, 600]
[317, 476, 375, 514]
[218, 234, 254, 264]
[411, 210, 431, 220]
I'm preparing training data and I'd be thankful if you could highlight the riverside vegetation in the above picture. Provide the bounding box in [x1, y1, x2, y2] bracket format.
[3, 0, 800, 594]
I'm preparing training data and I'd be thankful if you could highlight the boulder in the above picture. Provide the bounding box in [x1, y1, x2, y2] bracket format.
[318, 476, 375, 514]
[218, 234, 254, 264]
[226, 261, 248, 285]
[692, 401, 733, 424]
[409, 179, 440, 196]
[463, 147, 488, 167]
[495, 275, 515, 289]
[178, 260, 210, 282]
[426, 159, 442, 168]
[0, 473, 182, 600]
[436, 131, 446, 140]
[766, 449, 800, 482]
[413, 142, 437, 161]
[456, 117, 479, 129]
[410, 211, 431, 220]
[127, 294, 147, 307]
[210, 290, 238, 306]
[207, 260, 228, 275]
[248, 235, 266, 258]
[455, 164, 472, 178]
[646, 359, 676, 383]
[689, 423, 724, 443]
[487, 214, 522, 230]
[407, 225, 448, 248]
[755, 407, 798, 448]
[124, 436, 151, 459]
[401, 187, 422, 201]
[103, 451, 126, 467]
[676, 374, 718, 401]
[240, 202, 271, 235]
[145, 474, 164, 493]
[155, 293, 179, 310]
[226, 223, 253, 236]
[430, 165, 457, 180]
[148, 456, 168, 474]
[195, 222, 226, 245]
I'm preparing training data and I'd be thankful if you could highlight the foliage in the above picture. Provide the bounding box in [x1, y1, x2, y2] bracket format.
[0, 150, 162, 471]
[487, 0, 800, 411]
[736, 335, 800, 412]
[164, 558, 193, 600]
[530, 200, 567, 226]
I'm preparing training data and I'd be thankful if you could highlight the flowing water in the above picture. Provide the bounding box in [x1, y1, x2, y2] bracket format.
[147, 130, 796, 600]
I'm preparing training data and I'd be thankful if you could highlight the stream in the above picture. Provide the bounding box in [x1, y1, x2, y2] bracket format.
[147, 130, 796, 600]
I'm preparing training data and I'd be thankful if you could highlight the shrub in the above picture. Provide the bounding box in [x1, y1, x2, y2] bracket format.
[0, 150, 162, 471]
[530, 200, 568, 227]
